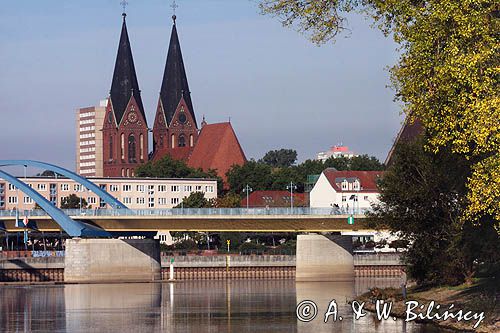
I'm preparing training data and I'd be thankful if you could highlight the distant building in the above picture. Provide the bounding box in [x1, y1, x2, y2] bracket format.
[317, 145, 357, 162]
[0, 176, 217, 210]
[309, 168, 383, 210]
[76, 101, 107, 177]
[241, 190, 307, 208]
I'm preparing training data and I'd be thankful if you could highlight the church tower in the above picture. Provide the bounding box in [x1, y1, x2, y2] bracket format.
[102, 12, 148, 177]
[152, 15, 198, 161]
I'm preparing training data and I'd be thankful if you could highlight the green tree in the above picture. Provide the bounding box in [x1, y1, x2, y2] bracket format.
[259, 0, 500, 223]
[226, 161, 273, 193]
[211, 193, 242, 208]
[175, 192, 211, 208]
[323, 155, 384, 171]
[368, 138, 498, 285]
[260, 149, 298, 167]
[60, 194, 87, 209]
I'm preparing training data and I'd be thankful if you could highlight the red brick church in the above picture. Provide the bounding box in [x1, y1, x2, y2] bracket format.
[102, 12, 246, 182]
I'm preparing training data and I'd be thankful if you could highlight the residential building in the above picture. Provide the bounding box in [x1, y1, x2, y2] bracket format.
[240, 190, 306, 208]
[0, 176, 217, 211]
[309, 168, 383, 210]
[76, 101, 106, 176]
[317, 145, 357, 162]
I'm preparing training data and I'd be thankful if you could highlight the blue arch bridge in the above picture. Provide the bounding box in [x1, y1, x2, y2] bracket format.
[0, 160, 371, 238]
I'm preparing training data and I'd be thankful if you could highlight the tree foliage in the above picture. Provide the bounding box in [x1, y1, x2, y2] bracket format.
[368, 138, 499, 285]
[259, 0, 499, 222]
[175, 192, 211, 208]
[260, 149, 298, 167]
[226, 153, 383, 194]
[60, 194, 87, 209]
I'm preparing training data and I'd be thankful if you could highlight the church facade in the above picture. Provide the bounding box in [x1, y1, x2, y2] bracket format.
[101, 12, 246, 183]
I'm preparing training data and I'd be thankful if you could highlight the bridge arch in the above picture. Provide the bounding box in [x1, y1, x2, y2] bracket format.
[0, 169, 110, 237]
[0, 160, 127, 209]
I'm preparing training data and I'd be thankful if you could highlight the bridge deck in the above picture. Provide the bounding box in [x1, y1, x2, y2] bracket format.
[0, 214, 373, 232]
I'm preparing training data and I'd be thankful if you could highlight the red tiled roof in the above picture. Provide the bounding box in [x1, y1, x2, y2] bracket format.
[322, 169, 384, 193]
[165, 147, 192, 162]
[187, 122, 246, 184]
[241, 190, 307, 208]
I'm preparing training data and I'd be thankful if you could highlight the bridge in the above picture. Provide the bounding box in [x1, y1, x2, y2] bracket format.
[0, 160, 377, 282]
[0, 208, 371, 233]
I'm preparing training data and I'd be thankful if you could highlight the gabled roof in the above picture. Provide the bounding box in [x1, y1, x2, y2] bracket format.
[187, 122, 246, 183]
[109, 14, 146, 124]
[322, 169, 383, 193]
[159, 22, 196, 127]
[241, 190, 307, 208]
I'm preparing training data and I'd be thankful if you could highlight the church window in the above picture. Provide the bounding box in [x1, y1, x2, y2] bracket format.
[128, 134, 136, 163]
[171, 134, 175, 148]
[109, 136, 113, 160]
[120, 134, 125, 160]
[159, 135, 163, 147]
[139, 134, 144, 160]
[190, 134, 194, 147]
[178, 134, 186, 147]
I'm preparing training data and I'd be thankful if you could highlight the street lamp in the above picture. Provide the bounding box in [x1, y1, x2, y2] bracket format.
[242, 185, 252, 209]
[286, 182, 297, 210]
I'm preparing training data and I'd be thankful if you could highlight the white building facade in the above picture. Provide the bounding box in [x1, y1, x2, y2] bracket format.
[0, 176, 217, 211]
[309, 168, 383, 211]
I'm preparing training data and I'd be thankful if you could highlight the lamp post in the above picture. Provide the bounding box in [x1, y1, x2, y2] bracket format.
[242, 185, 252, 209]
[286, 182, 297, 210]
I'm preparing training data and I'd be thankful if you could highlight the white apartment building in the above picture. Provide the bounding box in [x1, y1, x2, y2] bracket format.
[76, 100, 107, 177]
[0, 176, 217, 211]
[309, 168, 383, 210]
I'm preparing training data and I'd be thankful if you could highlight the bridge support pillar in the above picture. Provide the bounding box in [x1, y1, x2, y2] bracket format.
[64, 238, 161, 283]
[296, 234, 353, 282]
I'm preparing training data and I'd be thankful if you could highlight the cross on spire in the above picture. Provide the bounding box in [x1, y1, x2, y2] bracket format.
[171, 0, 178, 23]
[120, 0, 128, 16]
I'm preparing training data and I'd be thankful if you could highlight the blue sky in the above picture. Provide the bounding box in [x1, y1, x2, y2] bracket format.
[0, 0, 403, 171]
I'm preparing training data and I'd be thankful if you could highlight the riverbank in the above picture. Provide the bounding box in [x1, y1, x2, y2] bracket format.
[356, 281, 499, 332]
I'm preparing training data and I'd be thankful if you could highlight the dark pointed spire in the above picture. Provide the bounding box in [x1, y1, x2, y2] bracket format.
[159, 19, 197, 126]
[109, 13, 146, 124]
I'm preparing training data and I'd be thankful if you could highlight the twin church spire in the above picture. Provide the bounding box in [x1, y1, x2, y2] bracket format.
[108, 10, 194, 128]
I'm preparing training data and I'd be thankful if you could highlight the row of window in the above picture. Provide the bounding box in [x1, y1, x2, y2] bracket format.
[80, 161, 96, 167]
[80, 154, 95, 160]
[80, 147, 95, 153]
[109, 133, 145, 163]
[80, 169, 96, 174]
[80, 133, 95, 139]
[80, 140, 95, 146]
[79, 119, 95, 125]
[80, 111, 95, 118]
[158, 133, 195, 149]
[108, 184, 214, 193]
[80, 126, 95, 132]
[341, 195, 370, 202]
[5, 183, 214, 194]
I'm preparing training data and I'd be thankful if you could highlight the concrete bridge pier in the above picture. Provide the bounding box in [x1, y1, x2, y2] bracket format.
[64, 238, 161, 283]
[296, 234, 354, 282]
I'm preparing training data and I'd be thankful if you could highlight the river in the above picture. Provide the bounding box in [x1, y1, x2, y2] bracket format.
[0, 279, 449, 332]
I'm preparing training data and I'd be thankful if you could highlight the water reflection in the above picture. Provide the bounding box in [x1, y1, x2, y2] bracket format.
[0, 279, 447, 332]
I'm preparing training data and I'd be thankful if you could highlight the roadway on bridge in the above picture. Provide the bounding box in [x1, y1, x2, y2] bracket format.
[0, 214, 373, 233]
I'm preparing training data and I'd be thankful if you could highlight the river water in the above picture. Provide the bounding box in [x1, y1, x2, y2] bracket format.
[0, 279, 448, 332]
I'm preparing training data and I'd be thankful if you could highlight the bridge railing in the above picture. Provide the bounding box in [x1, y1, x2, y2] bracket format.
[0, 207, 370, 217]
